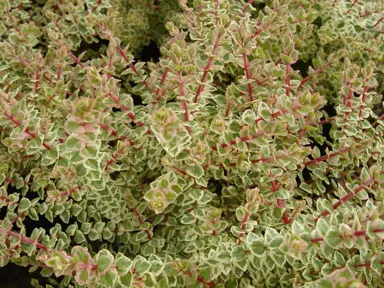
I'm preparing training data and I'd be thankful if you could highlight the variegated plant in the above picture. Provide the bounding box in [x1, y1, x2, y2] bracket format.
[0, 0, 383, 287]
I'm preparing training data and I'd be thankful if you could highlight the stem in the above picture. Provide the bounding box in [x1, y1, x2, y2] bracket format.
[194, 32, 223, 103]
[0, 227, 48, 251]
[238, 202, 252, 244]
[285, 63, 291, 97]
[181, 269, 216, 288]
[359, 85, 368, 117]
[98, 123, 135, 145]
[57, 66, 62, 80]
[314, 177, 377, 221]
[242, 53, 254, 102]
[133, 207, 152, 240]
[212, 131, 266, 150]
[270, 171, 291, 224]
[304, 146, 354, 167]
[241, 0, 254, 15]
[107, 91, 149, 131]
[116, 47, 149, 88]
[153, 68, 168, 105]
[4, 112, 52, 150]
[57, 186, 81, 198]
[344, 82, 353, 107]
[34, 67, 40, 93]
[104, 151, 120, 171]
[69, 53, 84, 68]
[215, 0, 219, 25]
[373, 17, 383, 28]
[299, 63, 331, 86]
[92, 0, 102, 11]
[372, 113, 384, 127]
[177, 71, 191, 135]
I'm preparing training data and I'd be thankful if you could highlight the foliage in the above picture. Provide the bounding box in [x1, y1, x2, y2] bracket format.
[0, 0, 383, 287]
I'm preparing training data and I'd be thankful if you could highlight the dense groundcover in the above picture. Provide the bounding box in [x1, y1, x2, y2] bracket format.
[0, 0, 383, 287]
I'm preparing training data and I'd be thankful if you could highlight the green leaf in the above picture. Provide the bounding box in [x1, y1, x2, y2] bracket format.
[225, 278, 238, 288]
[46, 146, 59, 160]
[74, 230, 86, 244]
[265, 227, 279, 242]
[66, 135, 82, 150]
[269, 236, 284, 249]
[18, 198, 31, 213]
[96, 249, 114, 274]
[100, 269, 118, 287]
[81, 145, 98, 159]
[115, 252, 132, 276]
[316, 219, 329, 236]
[242, 110, 256, 124]
[119, 271, 133, 287]
[324, 227, 341, 248]
[249, 240, 265, 257]
[333, 251, 345, 267]
[133, 256, 151, 275]
[231, 246, 246, 262]
[186, 165, 204, 178]
[229, 119, 241, 133]
[258, 102, 272, 120]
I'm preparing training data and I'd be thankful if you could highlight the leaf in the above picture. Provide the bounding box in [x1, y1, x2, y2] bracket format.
[231, 246, 246, 262]
[324, 227, 341, 248]
[81, 145, 98, 159]
[257, 102, 272, 120]
[100, 269, 118, 287]
[87, 67, 102, 87]
[229, 119, 241, 133]
[249, 240, 265, 257]
[265, 227, 279, 242]
[119, 271, 133, 287]
[46, 146, 59, 161]
[242, 110, 256, 124]
[186, 165, 204, 178]
[18, 198, 31, 213]
[269, 236, 284, 249]
[74, 230, 86, 244]
[333, 251, 345, 267]
[133, 256, 151, 275]
[316, 219, 329, 236]
[96, 249, 114, 274]
[65, 135, 82, 150]
[368, 219, 384, 240]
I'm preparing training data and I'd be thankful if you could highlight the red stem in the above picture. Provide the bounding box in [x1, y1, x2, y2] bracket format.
[104, 151, 119, 171]
[314, 177, 377, 221]
[0, 227, 48, 251]
[69, 53, 84, 68]
[299, 63, 331, 86]
[153, 68, 168, 105]
[194, 33, 223, 103]
[373, 17, 383, 28]
[133, 208, 152, 240]
[285, 63, 291, 97]
[178, 71, 191, 135]
[57, 186, 81, 198]
[242, 53, 254, 102]
[34, 67, 40, 93]
[92, 0, 102, 11]
[304, 146, 353, 167]
[212, 131, 266, 150]
[4, 112, 51, 150]
[241, 0, 254, 15]
[359, 85, 368, 118]
[372, 113, 384, 127]
[116, 47, 149, 88]
[215, 0, 219, 25]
